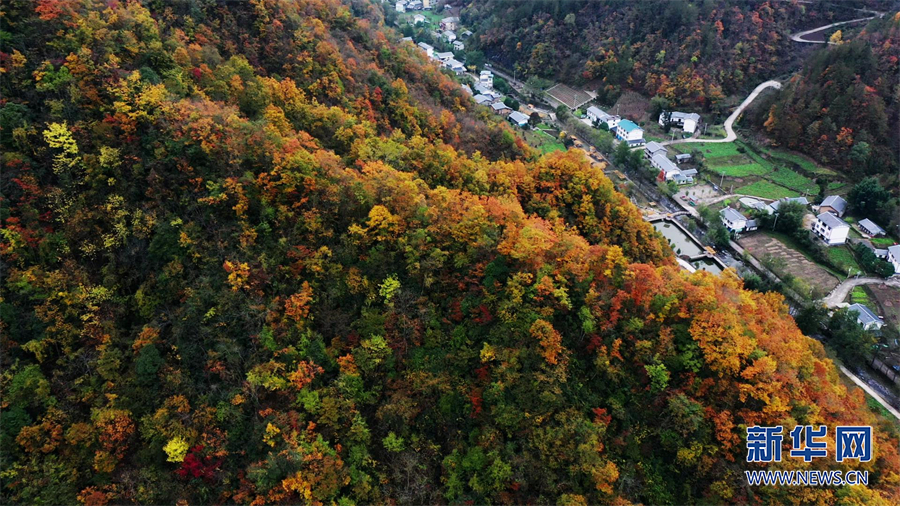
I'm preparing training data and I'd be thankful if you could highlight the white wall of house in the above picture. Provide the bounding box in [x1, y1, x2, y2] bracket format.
[813, 218, 849, 245]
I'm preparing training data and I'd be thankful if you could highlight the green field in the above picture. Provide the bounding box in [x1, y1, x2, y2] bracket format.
[524, 129, 566, 154]
[826, 246, 862, 275]
[769, 149, 836, 176]
[871, 237, 897, 246]
[767, 167, 818, 194]
[735, 181, 799, 199]
[850, 286, 872, 305]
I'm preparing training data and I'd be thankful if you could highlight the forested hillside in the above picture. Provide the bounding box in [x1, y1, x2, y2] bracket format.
[1, 1, 899, 505]
[754, 14, 900, 179]
[461, 0, 852, 108]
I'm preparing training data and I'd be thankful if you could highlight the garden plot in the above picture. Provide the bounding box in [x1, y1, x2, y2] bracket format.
[738, 233, 840, 296]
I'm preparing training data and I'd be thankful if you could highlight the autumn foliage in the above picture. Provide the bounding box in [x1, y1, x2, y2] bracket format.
[1, 1, 898, 505]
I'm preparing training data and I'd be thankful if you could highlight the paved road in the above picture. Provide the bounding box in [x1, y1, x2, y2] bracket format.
[790, 15, 879, 44]
[663, 80, 782, 146]
[821, 276, 900, 308]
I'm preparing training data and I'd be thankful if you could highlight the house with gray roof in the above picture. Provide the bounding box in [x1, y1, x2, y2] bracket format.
[720, 208, 750, 233]
[813, 212, 849, 245]
[644, 141, 667, 159]
[508, 111, 529, 127]
[888, 245, 900, 275]
[848, 303, 884, 331]
[858, 218, 886, 237]
[819, 195, 848, 217]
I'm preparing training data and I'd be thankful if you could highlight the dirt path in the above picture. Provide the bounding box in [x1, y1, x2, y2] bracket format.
[663, 80, 782, 146]
[821, 276, 900, 308]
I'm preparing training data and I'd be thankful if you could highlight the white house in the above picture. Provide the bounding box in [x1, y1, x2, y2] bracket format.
[813, 212, 850, 245]
[407, 0, 423, 9]
[410, 13, 426, 24]
[508, 111, 529, 127]
[453, 40, 464, 51]
[442, 30, 457, 43]
[660, 111, 701, 134]
[395, 1, 406, 13]
[819, 195, 848, 217]
[479, 70, 493, 88]
[615, 119, 644, 145]
[444, 59, 465, 74]
[434, 51, 454, 62]
[858, 218, 886, 237]
[473, 94, 492, 105]
[766, 196, 809, 215]
[417, 42, 433, 58]
[848, 303, 884, 331]
[720, 208, 750, 233]
[651, 153, 680, 181]
[586, 106, 620, 130]
[888, 245, 900, 275]
[644, 141, 667, 159]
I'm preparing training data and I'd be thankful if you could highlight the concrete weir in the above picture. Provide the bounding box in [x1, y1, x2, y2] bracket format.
[647, 215, 727, 274]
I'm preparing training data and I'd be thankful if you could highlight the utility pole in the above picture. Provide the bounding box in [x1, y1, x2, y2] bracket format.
[719, 172, 725, 189]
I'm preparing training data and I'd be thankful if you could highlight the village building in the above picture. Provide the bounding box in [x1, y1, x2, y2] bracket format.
[440, 16, 458, 31]
[453, 40, 464, 51]
[888, 245, 900, 274]
[644, 141, 667, 159]
[473, 94, 492, 105]
[442, 30, 457, 42]
[660, 111, 701, 134]
[615, 119, 644, 146]
[720, 208, 755, 233]
[508, 111, 529, 127]
[407, 0, 423, 9]
[417, 42, 433, 58]
[422, 0, 432, 9]
[848, 303, 884, 331]
[586, 106, 620, 129]
[766, 196, 809, 214]
[395, 1, 406, 13]
[410, 13, 426, 24]
[819, 195, 848, 217]
[460, 84, 472, 95]
[479, 70, 493, 88]
[675, 153, 692, 163]
[651, 153, 681, 182]
[444, 59, 465, 74]
[491, 101, 512, 116]
[813, 212, 850, 245]
[434, 51, 454, 62]
[858, 218, 886, 237]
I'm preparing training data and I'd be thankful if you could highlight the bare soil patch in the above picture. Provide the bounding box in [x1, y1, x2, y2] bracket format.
[738, 233, 840, 295]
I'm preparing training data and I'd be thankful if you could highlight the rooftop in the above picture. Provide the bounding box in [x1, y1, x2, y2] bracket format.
[816, 212, 848, 229]
[508, 111, 529, 124]
[491, 102, 511, 111]
[671, 111, 701, 121]
[889, 244, 900, 258]
[721, 207, 747, 223]
[848, 303, 881, 326]
[645, 141, 666, 154]
[652, 152, 679, 174]
[821, 195, 847, 213]
[618, 119, 641, 132]
[858, 218, 885, 235]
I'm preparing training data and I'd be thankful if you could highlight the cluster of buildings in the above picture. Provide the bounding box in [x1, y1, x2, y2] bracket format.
[585, 106, 645, 146]
[659, 111, 701, 134]
[415, 42, 465, 74]
[395, 0, 431, 13]
[645, 142, 695, 185]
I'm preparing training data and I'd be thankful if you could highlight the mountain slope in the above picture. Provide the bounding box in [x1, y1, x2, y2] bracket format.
[1, 1, 898, 505]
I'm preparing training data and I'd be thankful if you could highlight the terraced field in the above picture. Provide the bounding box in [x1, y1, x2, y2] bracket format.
[735, 181, 799, 199]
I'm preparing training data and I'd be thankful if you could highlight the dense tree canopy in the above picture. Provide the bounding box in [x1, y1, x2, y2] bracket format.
[1, 1, 898, 505]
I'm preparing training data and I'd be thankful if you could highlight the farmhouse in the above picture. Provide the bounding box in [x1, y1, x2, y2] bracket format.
[848, 303, 884, 331]
[739, 197, 771, 214]
[407, 0, 423, 9]
[491, 102, 511, 115]
[434, 51, 454, 61]
[660, 111, 701, 134]
[460, 84, 472, 95]
[417, 42, 433, 58]
[473, 94, 492, 105]
[819, 195, 848, 217]
[440, 16, 458, 31]
[651, 153, 681, 181]
[720, 208, 752, 233]
[858, 218, 885, 237]
[453, 40, 464, 51]
[813, 212, 850, 245]
[442, 30, 457, 42]
[508, 111, 529, 127]
[675, 153, 692, 163]
[586, 106, 620, 129]
[444, 59, 465, 74]
[479, 70, 493, 88]
[423, 0, 432, 9]
[766, 196, 809, 214]
[888, 245, 900, 275]
[615, 119, 644, 145]
[410, 13, 426, 24]
[644, 141, 667, 159]
[395, 1, 406, 13]
[461, 29, 473, 37]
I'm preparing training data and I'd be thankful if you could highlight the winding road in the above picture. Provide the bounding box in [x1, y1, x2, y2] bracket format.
[822, 276, 900, 308]
[790, 14, 881, 44]
[662, 80, 782, 146]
